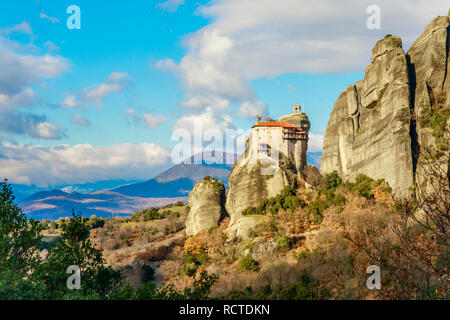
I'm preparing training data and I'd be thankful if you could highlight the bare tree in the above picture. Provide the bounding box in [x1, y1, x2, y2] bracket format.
[343, 125, 449, 299]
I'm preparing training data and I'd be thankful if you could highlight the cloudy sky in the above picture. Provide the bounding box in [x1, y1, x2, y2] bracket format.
[0, 0, 448, 187]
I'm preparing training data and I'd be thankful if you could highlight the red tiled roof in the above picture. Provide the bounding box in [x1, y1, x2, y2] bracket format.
[252, 121, 297, 129]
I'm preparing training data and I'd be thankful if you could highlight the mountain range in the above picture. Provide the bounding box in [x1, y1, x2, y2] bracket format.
[15, 151, 321, 220]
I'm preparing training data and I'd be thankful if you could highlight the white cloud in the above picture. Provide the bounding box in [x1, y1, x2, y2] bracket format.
[238, 100, 268, 119]
[82, 71, 130, 107]
[43, 41, 60, 52]
[170, 108, 249, 162]
[35, 122, 63, 139]
[0, 22, 69, 140]
[71, 114, 91, 127]
[154, 58, 178, 72]
[0, 88, 35, 108]
[39, 13, 60, 24]
[308, 133, 324, 152]
[173, 107, 234, 135]
[156, 0, 185, 13]
[62, 94, 80, 109]
[0, 38, 69, 103]
[124, 109, 166, 129]
[0, 110, 65, 140]
[0, 142, 170, 187]
[158, 0, 449, 121]
[107, 71, 129, 81]
[84, 82, 123, 101]
[1, 21, 33, 36]
[143, 114, 166, 129]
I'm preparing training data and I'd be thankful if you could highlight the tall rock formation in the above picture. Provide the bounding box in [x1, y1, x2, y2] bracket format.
[321, 11, 450, 195]
[225, 106, 309, 239]
[407, 12, 450, 191]
[279, 105, 311, 171]
[185, 177, 227, 237]
[225, 151, 297, 239]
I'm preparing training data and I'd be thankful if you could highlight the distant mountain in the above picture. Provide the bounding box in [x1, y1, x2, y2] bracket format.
[22, 189, 68, 202]
[12, 179, 142, 200]
[58, 179, 143, 193]
[19, 189, 187, 220]
[17, 151, 321, 220]
[113, 163, 233, 197]
[13, 190, 28, 203]
[18, 152, 237, 220]
[112, 152, 236, 197]
[111, 177, 194, 198]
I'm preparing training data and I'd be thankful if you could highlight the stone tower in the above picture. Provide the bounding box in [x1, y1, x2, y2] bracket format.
[278, 105, 311, 170]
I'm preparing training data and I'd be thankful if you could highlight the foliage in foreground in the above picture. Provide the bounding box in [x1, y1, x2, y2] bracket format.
[0, 180, 217, 300]
[242, 185, 305, 216]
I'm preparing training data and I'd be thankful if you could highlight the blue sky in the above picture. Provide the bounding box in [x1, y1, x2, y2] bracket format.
[0, 0, 448, 187]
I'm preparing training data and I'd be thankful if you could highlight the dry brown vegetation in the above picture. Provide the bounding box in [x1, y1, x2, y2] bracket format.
[39, 141, 448, 299]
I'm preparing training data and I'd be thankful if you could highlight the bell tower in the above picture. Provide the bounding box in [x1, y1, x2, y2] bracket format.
[293, 105, 301, 113]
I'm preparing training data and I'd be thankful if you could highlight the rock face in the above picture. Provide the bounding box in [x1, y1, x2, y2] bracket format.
[185, 177, 227, 237]
[278, 108, 311, 170]
[407, 13, 450, 190]
[321, 12, 450, 195]
[225, 142, 297, 240]
[225, 107, 312, 239]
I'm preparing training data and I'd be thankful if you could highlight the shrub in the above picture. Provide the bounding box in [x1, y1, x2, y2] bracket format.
[196, 252, 209, 265]
[130, 207, 165, 222]
[141, 264, 155, 283]
[87, 216, 104, 229]
[242, 185, 304, 216]
[180, 261, 197, 277]
[275, 271, 322, 299]
[181, 236, 209, 277]
[238, 255, 260, 272]
[184, 236, 208, 257]
[174, 201, 185, 207]
[325, 171, 341, 191]
[342, 174, 375, 199]
[306, 200, 326, 224]
[353, 174, 374, 199]
[277, 234, 292, 250]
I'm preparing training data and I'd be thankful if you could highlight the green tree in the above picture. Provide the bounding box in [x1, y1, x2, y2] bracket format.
[0, 180, 44, 299]
[325, 171, 341, 191]
[36, 211, 122, 299]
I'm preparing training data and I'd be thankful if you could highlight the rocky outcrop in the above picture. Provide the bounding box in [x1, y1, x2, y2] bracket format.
[185, 177, 227, 236]
[321, 11, 450, 195]
[278, 110, 311, 170]
[225, 142, 297, 240]
[407, 12, 450, 190]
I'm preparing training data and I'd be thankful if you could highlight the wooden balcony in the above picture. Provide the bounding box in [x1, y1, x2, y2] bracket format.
[282, 132, 307, 140]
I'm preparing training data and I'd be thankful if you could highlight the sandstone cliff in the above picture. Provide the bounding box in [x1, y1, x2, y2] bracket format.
[407, 12, 450, 191]
[321, 11, 450, 195]
[185, 177, 227, 236]
[225, 142, 297, 240]
[278, 110, 311, 171]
